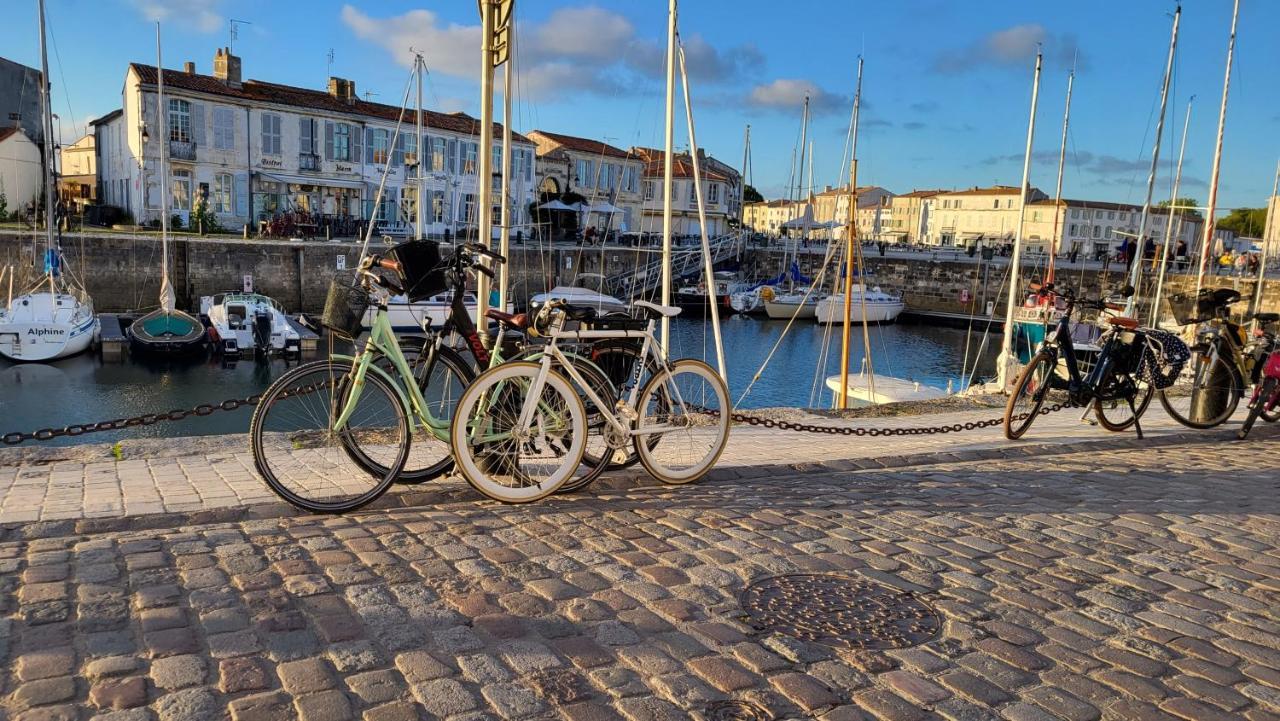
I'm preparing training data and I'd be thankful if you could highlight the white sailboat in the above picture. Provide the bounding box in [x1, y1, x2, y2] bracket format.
[0, 0, 98, 363]
[816, 285, 904, 324]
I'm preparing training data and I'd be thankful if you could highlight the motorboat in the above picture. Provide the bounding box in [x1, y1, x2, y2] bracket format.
[674, 271, 750, 317]
[360, 290, 499, 333]
[815, 285, 905, 324]
[529, 273, 629, 316]
[202, 292, 301, 357]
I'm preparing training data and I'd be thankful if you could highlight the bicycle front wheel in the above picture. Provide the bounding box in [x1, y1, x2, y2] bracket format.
[250, 360, 409, 513]
[1159, 348, 1240, 429]
[450, 361, 586, 503]
[1004, 351, 1056, 440]
[634, 359, 730, 485]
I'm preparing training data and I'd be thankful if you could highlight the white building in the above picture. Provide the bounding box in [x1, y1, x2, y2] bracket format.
[527, 130, 643, 234]
[632, 147, 735, 237]
[0, 127, 42, 215]
[94, 48, 536, 238]
[1025, 199, 1203, 260]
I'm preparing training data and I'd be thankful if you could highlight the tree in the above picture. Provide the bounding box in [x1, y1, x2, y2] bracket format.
[1216, 207, 1267, 237]
[1156, 198, 1202, 221]
[743, 184, 764, 203]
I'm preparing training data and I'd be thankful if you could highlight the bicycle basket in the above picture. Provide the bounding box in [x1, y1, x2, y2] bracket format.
[389, 240, 446, 302]
[321, 278, 370, 338]
[1167, 288, 1232, 326]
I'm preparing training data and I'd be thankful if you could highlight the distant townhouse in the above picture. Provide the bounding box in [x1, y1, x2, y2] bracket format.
[59, 133, 96, 209]
[632, 147, 737, 237]
[809, 185, 893, 239]
[1025, 199, 1202, 260]
[743, 198, 804, 235]
[884, 190, 943, 244]
[0, 56, 45, 147]
[0, 127, 41, 212]
[925, 185, 1048, 247]
[93, 48, 537, 238]
[527, 130, 643, 233]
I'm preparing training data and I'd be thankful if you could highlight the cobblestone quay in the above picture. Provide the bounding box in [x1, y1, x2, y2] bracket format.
[1, 417, 1279, 720]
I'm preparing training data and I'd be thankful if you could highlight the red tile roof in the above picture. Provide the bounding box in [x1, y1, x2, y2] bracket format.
[638, 155, 730, 182]
[938, 185, 1029, 196]
[528, 130, 632, 159]
[129, 64, 529, 142]
[896, 189, 945, 198]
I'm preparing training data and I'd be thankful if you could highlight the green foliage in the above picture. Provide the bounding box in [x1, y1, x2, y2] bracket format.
[1216, 207, 1267, 237]
[111, 442, 123, 460]
[0, 190, 7, 220]
[1157, 198, 1203, 220]
[191, 199, 224, 234]
[743, 184, 764, 203]
[170, 213, 184, 231]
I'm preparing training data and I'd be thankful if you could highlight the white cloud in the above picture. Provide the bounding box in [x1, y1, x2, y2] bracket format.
[746, 79, 849, 115]
[130, 0, 223, 33]
[934, 24, 1083, 73]
[340, 5, 757, 102]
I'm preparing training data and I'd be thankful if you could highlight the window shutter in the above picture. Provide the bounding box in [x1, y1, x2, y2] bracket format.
[299, 117, 311, 155]
[352, 125, 362, 164]
[447, 139, 457, 174]
[365, 128, 375, 164]
[234, 172, 249, 217]
[392, 133, 405, 165]
[325, 121, 334, 160]
[189, 103, 205, 147]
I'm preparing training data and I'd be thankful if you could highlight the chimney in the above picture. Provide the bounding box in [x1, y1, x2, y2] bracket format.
[213, 48, 242, 88]
[327, 77, 357, 106]
[183, 61, 195, 74]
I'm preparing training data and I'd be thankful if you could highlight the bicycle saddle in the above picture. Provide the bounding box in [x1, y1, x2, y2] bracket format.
[1250, 312, 1279, 323]
[1211, 288, 1242, 305]
[560, 304, 598, 321]
[632, 300, 682, 318]
[485, 308, 529, 329]
[1107, 316, 1139, 330]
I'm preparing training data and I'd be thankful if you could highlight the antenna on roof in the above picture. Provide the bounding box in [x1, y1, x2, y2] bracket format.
[229, 18, 251, 55]
[326, 49, 335, 80]
[363, 90, 378, 102]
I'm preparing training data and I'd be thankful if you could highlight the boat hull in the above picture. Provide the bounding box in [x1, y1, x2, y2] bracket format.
[674, 292, 739, 317]
[0, 292, 98, 362]
[763, 298, 818, 320]
[824, 374, 949, 406]
[129, 310, 208, 356]
[815, 298, 905, 324]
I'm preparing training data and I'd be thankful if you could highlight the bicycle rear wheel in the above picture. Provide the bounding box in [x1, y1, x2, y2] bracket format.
[589, 340, 661, 469]
[1094, 376, 1154, 431]
[634, 359, 730, 485]
[1238, 377, 1277, 440]
[1004, 350, 1056, 440]
[365, 343, 472, 484]
[450, 361, 586, 503]
[1158, 348, 1240, 429]
[250, 360, 408, 513]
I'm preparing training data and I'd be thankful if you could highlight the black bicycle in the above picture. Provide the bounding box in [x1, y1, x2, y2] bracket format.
[1004, 283, 1154, 440]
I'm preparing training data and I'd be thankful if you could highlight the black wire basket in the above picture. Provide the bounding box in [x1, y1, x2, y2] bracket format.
[1166, 288, 1235, 326]
[321, 279, 370, 338]
[389, 240, 447, 302]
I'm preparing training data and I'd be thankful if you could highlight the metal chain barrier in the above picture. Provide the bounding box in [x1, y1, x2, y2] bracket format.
[1, 394, 264, 446]
[707, 402, 1070, 437]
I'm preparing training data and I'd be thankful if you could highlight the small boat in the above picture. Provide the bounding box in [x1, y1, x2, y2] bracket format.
[674, 271, 750, 317]
[762, 285, 823, 320]
[815, 285, 905, 324]
[360, 290, 498, 333]
[127, 25, 205, 358]
[824, 372, 949, 407]
[202, 292, 301, 357]
[529, 273, 629, 316]
[730, 287, 767, 315]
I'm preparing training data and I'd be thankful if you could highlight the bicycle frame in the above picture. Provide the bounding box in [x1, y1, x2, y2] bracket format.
[1040, 301, 1126, 406]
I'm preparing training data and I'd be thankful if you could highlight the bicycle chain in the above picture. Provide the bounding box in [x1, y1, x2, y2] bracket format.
[706, 402, 1070, 437]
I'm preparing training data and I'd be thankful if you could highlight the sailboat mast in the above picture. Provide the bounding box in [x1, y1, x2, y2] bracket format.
[1251, 159, 1280, 328]
[660, 0, 676, 348]
[474, 0, 497, 329]
[997, 51, 1042, 392]
[36, 0, 57, 286]
[1150, 96, 1194, 326]
[156, 22, 175, 314]
[498, 19, 514, 310]
[739, 124, 749, 228]
[838, 56, 863, 410]
[415, 54, 425, 241]
[1125, 5, 1180, 316]
[1195, 0, 1239, 299]
[1047, 68, 1073, 284]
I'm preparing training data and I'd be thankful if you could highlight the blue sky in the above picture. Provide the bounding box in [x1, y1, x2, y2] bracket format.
[5, 1, 1278, 211]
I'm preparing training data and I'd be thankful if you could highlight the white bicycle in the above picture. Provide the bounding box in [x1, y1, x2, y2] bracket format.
[449, 299, 731, 502]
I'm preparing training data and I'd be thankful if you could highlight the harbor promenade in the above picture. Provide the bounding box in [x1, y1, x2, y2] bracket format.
[1, 405, 1278, 720]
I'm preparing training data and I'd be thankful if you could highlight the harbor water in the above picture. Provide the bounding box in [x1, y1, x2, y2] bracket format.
[1, 318, 998, 447]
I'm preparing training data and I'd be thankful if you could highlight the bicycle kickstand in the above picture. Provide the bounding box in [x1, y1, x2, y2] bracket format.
[1128, 397, 1144, 440]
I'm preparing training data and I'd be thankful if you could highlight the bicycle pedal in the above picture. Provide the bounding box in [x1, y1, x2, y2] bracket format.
[1081, 417, 1098, 426]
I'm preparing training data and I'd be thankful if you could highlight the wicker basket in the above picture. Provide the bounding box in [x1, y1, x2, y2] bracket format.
[1166, 289, 1222, 326]
[322, 279, 370, 338]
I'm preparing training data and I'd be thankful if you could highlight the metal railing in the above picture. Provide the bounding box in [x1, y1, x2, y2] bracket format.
[299, 153, 321, 171]
[169, 140, 196, 161]
[603, 232, 742, 298]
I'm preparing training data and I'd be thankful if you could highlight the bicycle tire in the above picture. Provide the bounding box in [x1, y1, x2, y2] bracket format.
[1238, 377, 1276, 440]
[450, 361, 586, 503]
[634, 359, 730, 485]
[1004, 351, 1055, 440]
[1158, 348, 1241, 429]
[250, 360, 408, 513]
[361, 343, 474, 484]
[1094, 376, 1155, 432]
[588, 340, 662, 469]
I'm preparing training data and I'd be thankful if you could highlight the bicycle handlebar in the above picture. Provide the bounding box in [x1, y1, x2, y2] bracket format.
[462, 242, 506, 264]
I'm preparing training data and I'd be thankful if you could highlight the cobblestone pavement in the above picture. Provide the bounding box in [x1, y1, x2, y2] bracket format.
[0, 405, 1257, 525]
[2, 433, 1279, 721]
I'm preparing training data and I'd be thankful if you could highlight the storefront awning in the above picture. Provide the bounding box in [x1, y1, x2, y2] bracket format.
[256, 171, 366, 191]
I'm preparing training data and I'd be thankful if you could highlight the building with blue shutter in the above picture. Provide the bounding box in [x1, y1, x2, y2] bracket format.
[93, 48, 537, 239]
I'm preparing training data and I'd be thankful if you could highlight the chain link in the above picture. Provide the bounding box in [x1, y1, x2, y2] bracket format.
[1, 393, 264, 446]
[706, 402, 1070, 437]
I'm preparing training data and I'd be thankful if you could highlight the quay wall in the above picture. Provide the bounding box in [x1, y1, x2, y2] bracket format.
[3, 232, 1277, 317]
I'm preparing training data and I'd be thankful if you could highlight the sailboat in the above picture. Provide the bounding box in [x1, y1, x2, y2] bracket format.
[128, 24, 206, 356]
[763, 98, 824, 320]
[0, 0, 99, 363]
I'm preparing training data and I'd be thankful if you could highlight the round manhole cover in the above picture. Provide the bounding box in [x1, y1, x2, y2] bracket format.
[738, 573, 940, 649]
[704, 700, 774, 721]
